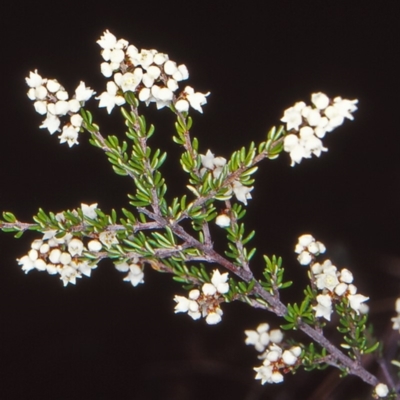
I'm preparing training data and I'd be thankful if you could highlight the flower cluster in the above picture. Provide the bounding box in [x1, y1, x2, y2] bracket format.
[26, 70, 94, 146]
[391, 298, 400, 333]
[200, 149, 254, 205]
[245, 323, 284, 352]
[295, 234, 326, 265]
[282, 92, 358, 166]
[17, 231, 99, 287]
[174, 269, 229, 325]
[96, 30, 209, 113]
[311, 260, 369, 320]
[295, 235, 369, 321]
[245, 323, 301, 384]
[16, 204, 125, 286]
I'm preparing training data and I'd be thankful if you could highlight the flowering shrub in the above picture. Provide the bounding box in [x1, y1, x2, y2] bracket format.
[1, 30, 399, 399]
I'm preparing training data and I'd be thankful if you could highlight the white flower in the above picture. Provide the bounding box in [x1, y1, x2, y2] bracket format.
[245, 323, 271, 352]
[339, 268, 353, 283]
[68, 238, 84, 256]
[174, 294, 201, 320]
[58, 125, 79, 147]
[26, 70, 44, 88]
[254, 364, 274, 385]
[269, 329, 284, 344]
[211, 269, 229, 294]
[205, 310, 222, 325]
[70, 114, 83, 128]
[173, 64, 189, 81]
[75, 81, 95, 102]
[123, 264, 144, 287]
[99, 231, 119, 248]
[96, 81, 126, 113]
[281, 106, 303, 131]
[49, 248, 62, 264]
[97, 30, 118, 50]
[114, 69, 143, 92]
[184, 86, 209, 113]
[311, 92, 330, 110]
[100, 62, 114, 78]
[375, 383, 389, 398]
[315, 264, 339, 292]
[54, 100, 70, 116]
[88, 240, 102, 252]
[175, 99, 189, 112]
[313, 294, 333, 321]
[215, 214, 230, 227]
[47, 79, 61, 93]
[40, 114, 61, 134]
[81, 203, 98, 219]
[202, 282, 217, 296]
[282, 349, 298, 366]
[232, 181, 253, 205]
[348, 293, 369, 314]
[34, 101, 47, 115]
[200, 149, 217, 170]
[295, 234, 325, 265]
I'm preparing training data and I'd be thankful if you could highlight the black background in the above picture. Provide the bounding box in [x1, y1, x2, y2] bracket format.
[1, 1, 399, 399]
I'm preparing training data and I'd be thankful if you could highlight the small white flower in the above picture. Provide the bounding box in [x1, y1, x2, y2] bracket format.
[26, 70, 45, 88]
[311, 92, 330, 110]
[114, 69, 143, 92]
[99, 231, 119, 248]
[348, 293, 369, 314]
[184, 86, 210, 113]
[339, 268, 353, 283]
[205, 310, 222, 325]
[88, 240, 102, 252]
[81, 203, 98, 219]
[59, 125, 79, 147]
[245, 323, 271, 352]
[49, 248, 62, 264]
[211, 269, 229, 294]
[96, 81, 126, 113]
[75, 81, 95, 102]
[375, 383, 389, 398]
[47, 79, 61, 93]
[215, 214, 230, 228]
[282, 349, 298, 366]
[123, 264, 144, 287]
[175, 99, 189, 112]
[97, 30, 117, 50]
[68, 238, 84, 256]
[281, 106, 303, 131]
[232, 181, 253, 205]
[70, 114, 83, 128]
[313, 294, 333, 321]
[202, 282, 217, 296]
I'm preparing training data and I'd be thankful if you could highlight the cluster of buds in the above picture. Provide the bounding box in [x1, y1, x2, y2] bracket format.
[96, 30, 209, 113]
[15, 203, 144, 287]
[295, 235, 369, 321]
[391, 298, 400, 333]
[295, 234, 326, 265]
[281, 92, 358, 166]
[17, 231, 99, 287]
[174, 269, 229, 325]
[25, 71, 95, 146]
[199, 149, 254, 205]
[245, 323, 301, 384]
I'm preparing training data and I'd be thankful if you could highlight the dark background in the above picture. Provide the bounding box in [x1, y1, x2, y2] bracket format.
[1, 1, 399, 399]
